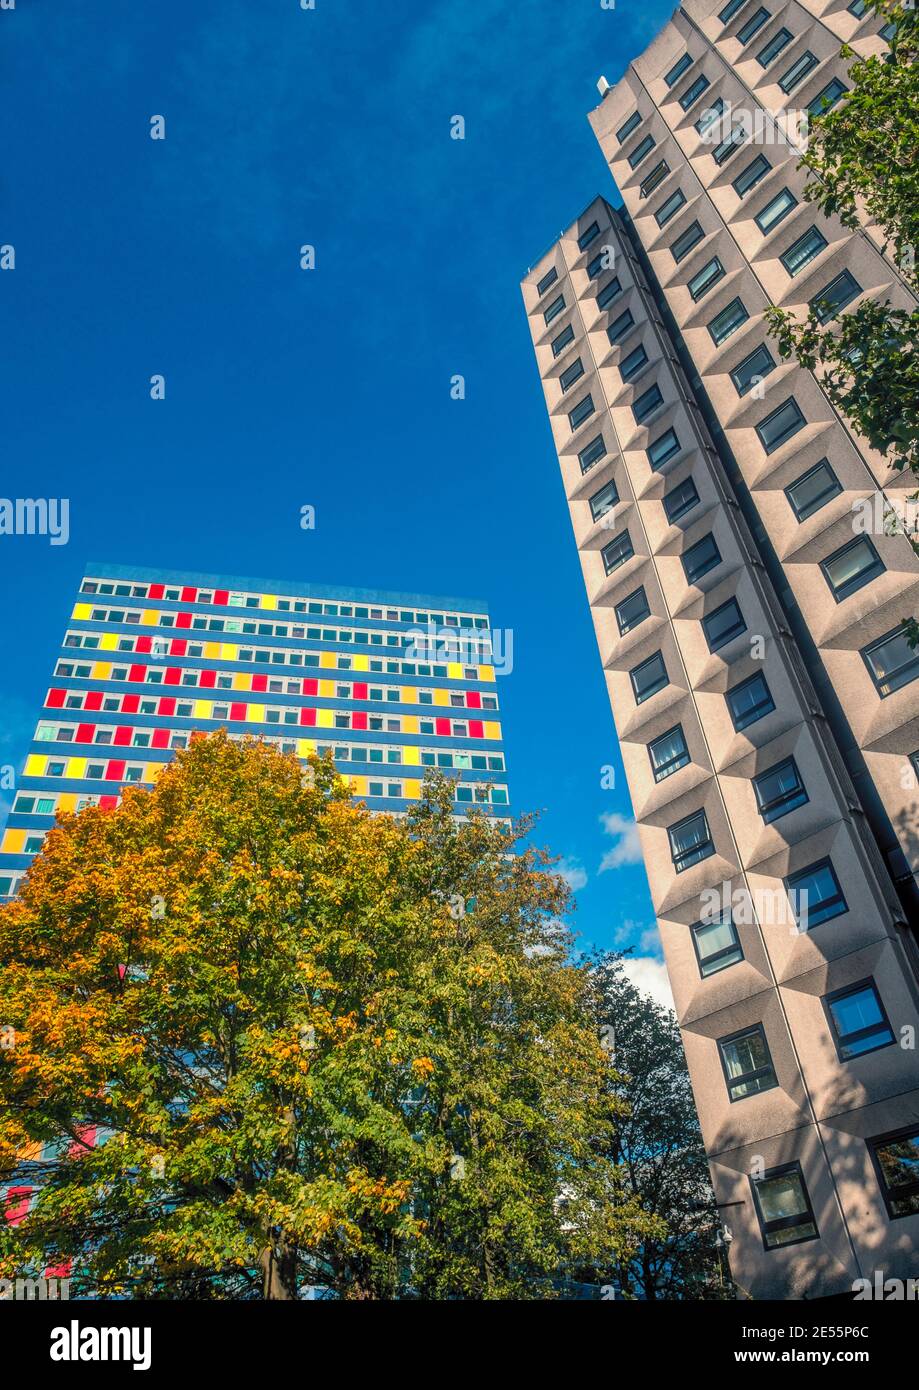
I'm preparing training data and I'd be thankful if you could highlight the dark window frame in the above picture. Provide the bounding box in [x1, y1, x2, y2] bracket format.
[753, 756, 808, 823]
[630, 651, 668, 704]
[691, 910, 744, 978]
[648, 724, 691, 782]
[719, 1023, 778, 1103]
[822, 979, 895, 1063]
[785, 458, 841, 520]
[751, 1162, 819, 1250]
[784, 857, 848, 930]
[868, 1126, 919, 1221]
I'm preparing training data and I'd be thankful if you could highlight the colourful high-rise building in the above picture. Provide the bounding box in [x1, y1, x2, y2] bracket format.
[0, 563, 510, 899]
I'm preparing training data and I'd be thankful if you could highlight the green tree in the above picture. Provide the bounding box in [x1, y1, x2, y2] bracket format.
[0, 732, 658, 1300]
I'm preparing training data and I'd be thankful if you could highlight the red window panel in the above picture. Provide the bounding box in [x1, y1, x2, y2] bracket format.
[199, 669, 216, 688]
[181, 587, 197, 604]
[435, 718, 450, 737]
[148, 584, 165, 600]
[114, 727, 132, 746]
[151, 729, 170, 749]
[170, 639, 188, 657]
[213, 589, 229, 606]
[44, 1258, 72, 1280]
[230, 703, 247, 722]
[159, 698, 176, 718]
[3, 1187, 33, 1226]
[67, 1126, 97, 1157]
[353, 682, 368, 700]
[84, 691, 104, 712]
[129, 664, 147, 683]
[300, 707, 317, 726]
[135, 637, 152, 655]
[164, 668, 182, 686]
[106, 760, 126, 783]
[466, 691, 481, 709]
[303, 678, 318, 697]
[469, 720, 484, 739]
[175, 612, 192, 630]
[190, 729, 208, 741]
[46, 688, 66, 708]
[352, 711, 368, 731]
[251, 674, 268, 693]
[76, 724, 95, 743]
[122, 695, 140, 714]
[99, 795, 118, 811]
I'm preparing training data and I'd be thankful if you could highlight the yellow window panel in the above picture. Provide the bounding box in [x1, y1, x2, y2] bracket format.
[319, 651, 335, 669]
[402, 716, 419, 735]
[1, 829, 27, 855]
[403, 780, 421, 800]
[24, 754, 46, 777]
[58, 793, 78, 814]
[148, 764, 165, 782]
[94, 662, 112, 681]
[433, 689, 449, 706]
[68, 758, 88, 780]
[350, 776, 367, 796]
[401, 686, 417, 705]
[297, 739, 315, 758]
[72, 603, 91, 621]
[318, 679, 334, 698]
[232, 673, 249, 691]
[261, 594, 278, 610]
[479, 665, 495, 682]
[192, 700, 210, 719]
[204, 641, 221, 659]
[221, 644, 238, 661]
[353, 654, 369, 671]
[141, 609, 159, 626]
[247, 704, 265, 722]
[447, 663, 462, 680]
[403, 746, 420, 765]
[484, 721, 501, 741]
[99, 633, 118, 651]
[317, 709, 333, 728]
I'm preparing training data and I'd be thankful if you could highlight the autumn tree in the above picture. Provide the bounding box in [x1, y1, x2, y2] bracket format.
[0, 732, 658, 1300]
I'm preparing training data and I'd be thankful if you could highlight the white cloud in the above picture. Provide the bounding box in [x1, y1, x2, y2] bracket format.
[557, 857, 587, 891]
[620, 955, 675, 1011]
[598, 813, 642, 871]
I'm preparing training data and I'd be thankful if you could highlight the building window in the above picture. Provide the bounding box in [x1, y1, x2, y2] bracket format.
[663, 475, 700, 523]
[720, 1024, 777, 1101]
[568, 394, 595, 431]
[731, 343, 775, 396]
[544, 294, 566, 325]
[848, 0, 868, 14]
[862, 625, 919, 697]
[781, 225, 828, 276]
[737, 7, 771, 44]
[696, 98, 725, 136]
[719, 0, 749, 21]
[616, 110, 643, 144]
[785, 459, 841, 520]
[630, 651, 668, 704]
[633, 383, 664, 422]
[751, 1164, 819, 1249]
[703, 598, 746, 651]
[669, 809, 715, 872]
[639, 160, 669, 198]
[727, 672, 775, 730]
[679, 73, 710, 110]
[586, 252, 606, 279]
[649, 725, 691, 782]
[869, 1128, 919, 1220]
[655, 189, 686, 227]
[615, 586, 650, 635]
[590, 480, 618, 522]
[602, 529, 635, 575]
[808, 78, 847, 115]
[756, 26, 792, 65]
[597, 276, 623, 308]
[671, 220, 705, 262]
[683, 533, 721, 583]
[629, 133, 657, 169]
[692, 911, 743, 977]
[536, 266, 558, 297]
[824, 981, 894, 1061]
[664, 52, 694, 87]
[551, 323, 575, 358]
[620, 344, 649, 382]
[607, 308, 635, 343]
[559, 357, 585, 392]
[708, 297, 749, 345]
[688, 256, 725, 301]
[648, 427, 681, 469]
[733, 153, 771, 198]
[821, 536, 884, 601]
[712, 126, 748, 166]
[784, 857, 847, 929]
[811, 269, 861, 323]
[753, 757, 808, 823]
[779, 49, 817, 93]
[578, 221, 601, 250]
[755, 186, 797, 234]
[756, 397, 806, 453]
[579, 435, 607, 474]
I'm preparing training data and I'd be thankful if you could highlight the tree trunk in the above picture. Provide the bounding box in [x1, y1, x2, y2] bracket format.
[259, 1239, 298, 1300]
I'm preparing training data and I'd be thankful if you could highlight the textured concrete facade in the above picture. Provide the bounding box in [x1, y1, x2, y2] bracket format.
[521, 1, 919, 1299]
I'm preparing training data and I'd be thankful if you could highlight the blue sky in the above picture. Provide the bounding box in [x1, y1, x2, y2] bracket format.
[1, 0, 677, 998]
